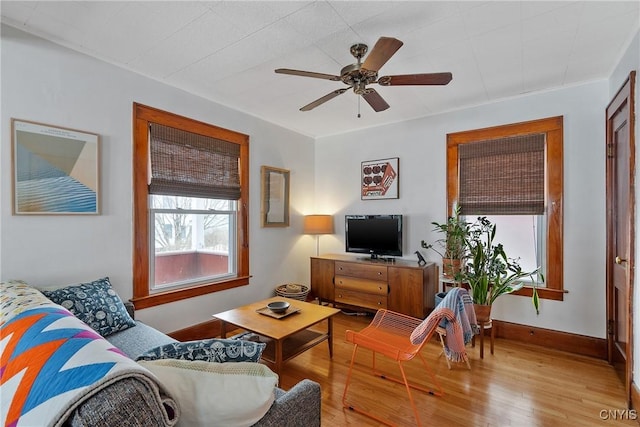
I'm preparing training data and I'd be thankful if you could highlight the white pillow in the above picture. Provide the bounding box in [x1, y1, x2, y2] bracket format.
[139, 359, 278, 427]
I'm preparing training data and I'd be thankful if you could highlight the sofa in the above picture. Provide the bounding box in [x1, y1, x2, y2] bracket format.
[0, 279, 321, 427]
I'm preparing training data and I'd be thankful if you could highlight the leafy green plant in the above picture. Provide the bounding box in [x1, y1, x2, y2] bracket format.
[421, 206, 470, 260]
[458, 216, 543, 314]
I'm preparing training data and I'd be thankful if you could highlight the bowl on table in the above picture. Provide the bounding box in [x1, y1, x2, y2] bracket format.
[267, 301, 290, 314]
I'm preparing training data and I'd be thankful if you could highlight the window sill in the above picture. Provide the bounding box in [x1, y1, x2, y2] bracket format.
[512, 286, 566, 301]
[131, 275, 250, 309]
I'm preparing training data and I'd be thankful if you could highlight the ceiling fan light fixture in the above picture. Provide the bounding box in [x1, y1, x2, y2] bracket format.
[354, 81, 367, 95]
[274, 37, 452, 112]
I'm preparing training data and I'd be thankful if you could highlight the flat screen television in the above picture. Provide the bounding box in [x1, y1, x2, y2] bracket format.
[345, 215, 403, 258]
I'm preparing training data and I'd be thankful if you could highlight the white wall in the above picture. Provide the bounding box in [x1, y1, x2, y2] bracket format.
[3, 22, 637, 341]
[0, 25, 317, 332]
[315, 80, 609, 338]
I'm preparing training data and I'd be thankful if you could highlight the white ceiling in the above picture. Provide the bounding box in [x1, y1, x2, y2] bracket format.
[2, 1, 639, 138]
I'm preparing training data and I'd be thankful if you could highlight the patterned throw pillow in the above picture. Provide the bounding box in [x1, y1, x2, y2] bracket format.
[41, 277, 136, 337]
[136, 338, 266, 363]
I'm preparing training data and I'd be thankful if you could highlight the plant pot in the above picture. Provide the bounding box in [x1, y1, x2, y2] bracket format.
[474, 303, 492, 323]
[442, 258, 462, 279]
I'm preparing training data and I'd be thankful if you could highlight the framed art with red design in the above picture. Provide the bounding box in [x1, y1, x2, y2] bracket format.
[361, 157, 399, 200]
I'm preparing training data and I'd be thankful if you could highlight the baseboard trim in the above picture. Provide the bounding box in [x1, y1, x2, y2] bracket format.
[168, 319, 221, 341]
[167, 316, 607, 359]
[631, 381, 640, 410]
[493, 320, 607, 359]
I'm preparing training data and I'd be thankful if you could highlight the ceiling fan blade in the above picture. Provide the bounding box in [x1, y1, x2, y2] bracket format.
[362, 88, 390, 112]
[361, 37, 403, 72]
[300, 88, 348, 111]
[275, 68, 341, 81]
[378, 72, 453, 86]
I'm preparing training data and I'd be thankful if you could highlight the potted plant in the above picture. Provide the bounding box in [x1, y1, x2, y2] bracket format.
[421, 207, 470, 278]
[457, 216, 543, 321]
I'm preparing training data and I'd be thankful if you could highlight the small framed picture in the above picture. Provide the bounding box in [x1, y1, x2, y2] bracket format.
[11, 119, 100, 215]
[361, 157, 399, 200]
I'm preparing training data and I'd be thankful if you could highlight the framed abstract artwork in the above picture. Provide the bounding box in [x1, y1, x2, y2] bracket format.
[261, 165, 290, 227]
[11, 119, 100, 214]
[361, 157, 399, 200]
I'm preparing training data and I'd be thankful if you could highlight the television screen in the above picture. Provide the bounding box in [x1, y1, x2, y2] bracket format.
[345, 215, 403, 258]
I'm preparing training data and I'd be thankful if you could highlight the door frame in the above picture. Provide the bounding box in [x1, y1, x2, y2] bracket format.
[606, 70, 636, 406]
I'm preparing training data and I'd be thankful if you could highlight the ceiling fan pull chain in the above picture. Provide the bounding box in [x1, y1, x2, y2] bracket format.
[358, 96, 361, 118]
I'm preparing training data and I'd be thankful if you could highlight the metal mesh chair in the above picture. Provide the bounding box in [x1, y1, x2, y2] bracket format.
[342, 308, 455, 426]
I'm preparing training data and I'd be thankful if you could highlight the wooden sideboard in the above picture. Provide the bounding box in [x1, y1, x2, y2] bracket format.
[310, 254, 438, 319]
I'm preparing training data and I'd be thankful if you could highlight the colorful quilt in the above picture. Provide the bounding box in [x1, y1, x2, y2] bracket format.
[1, 280, 56, 326]
[1, 282, 179, 427]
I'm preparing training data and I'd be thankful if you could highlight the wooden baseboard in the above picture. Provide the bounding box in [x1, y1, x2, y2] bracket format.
[167, 316, 607, 360]
[493, 320, 607, 359]
[168, 319, 222, 341]
[632, 381, 640, 411]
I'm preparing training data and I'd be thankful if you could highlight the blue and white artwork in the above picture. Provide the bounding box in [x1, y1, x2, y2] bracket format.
[13, 120, 99, 214]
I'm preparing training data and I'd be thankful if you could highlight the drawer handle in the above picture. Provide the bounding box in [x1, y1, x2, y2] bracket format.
[377, 301, 382, 305]
[377, 272, 382, 275]
[378, 286, 383, 290]
[338, 294, 342, 298]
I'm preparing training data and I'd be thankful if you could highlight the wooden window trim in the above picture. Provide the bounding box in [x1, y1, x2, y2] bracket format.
[131, 103, 250, 309]
[446, 116, 564, 300]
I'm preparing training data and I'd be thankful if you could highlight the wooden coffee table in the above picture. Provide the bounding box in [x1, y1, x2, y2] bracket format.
[212, 297, 340, 374]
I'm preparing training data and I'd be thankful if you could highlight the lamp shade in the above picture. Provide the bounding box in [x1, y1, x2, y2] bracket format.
[303, 215, 334, 235]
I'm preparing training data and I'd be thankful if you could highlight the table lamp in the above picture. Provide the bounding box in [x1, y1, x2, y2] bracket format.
[304, 214, 334, 256]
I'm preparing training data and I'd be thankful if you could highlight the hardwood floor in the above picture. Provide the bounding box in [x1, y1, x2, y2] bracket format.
[273, 312, 636, 426]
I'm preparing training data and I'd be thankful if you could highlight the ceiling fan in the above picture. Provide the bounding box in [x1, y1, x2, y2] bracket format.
[275, 37, 452, 113]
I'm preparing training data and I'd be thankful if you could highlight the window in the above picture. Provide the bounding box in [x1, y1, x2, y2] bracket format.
[150, 196, 236, 291]
[132, 103, 249, 309]
[446, 116, 564, 301]
[472, 214, 546, 285]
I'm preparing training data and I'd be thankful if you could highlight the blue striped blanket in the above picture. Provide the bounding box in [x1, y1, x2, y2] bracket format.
[436, 287, 478, 362]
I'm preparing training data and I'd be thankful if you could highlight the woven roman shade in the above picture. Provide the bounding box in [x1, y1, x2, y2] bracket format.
[458, 133, 545, 215]
[149, 123, 241, 200]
